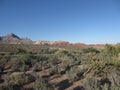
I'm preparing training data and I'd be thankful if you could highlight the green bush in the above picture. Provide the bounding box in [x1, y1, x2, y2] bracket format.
[0, 66, 3, 74]
[83, 78, 100, 90]
[33, 62, 42, 72]
[61, 55, 74, 70]
[66, 66, 84, 83]
[109, 58, 120, 67]
[109, 70, 120, 88]
[86, 53, 108, 76]
[17, 48, 27, 54]
[10, 56, 30, 72]
[0, 85, 20, 90]
[104, 44, 116, 56]
[82, 47, 99, 54]
[48, 65, 61, 75]
[33, 75, 52, 90]
[4, 73, 35, 86]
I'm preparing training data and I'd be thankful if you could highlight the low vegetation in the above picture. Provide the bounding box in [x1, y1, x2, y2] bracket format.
[0, 44, 120, 90]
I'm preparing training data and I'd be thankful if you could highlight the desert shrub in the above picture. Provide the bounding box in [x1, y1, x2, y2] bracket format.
[104, 44, 116, 56]
[0, 56, 9, 66]
[83, 78, 100, 90]
[55, 49, 70, 59]
[66, 70, 76, 83]
[41, 60, 49, 70]
[17, 54, 31, 62]
[86, 53, 108, 76]
[61, 55, 75, 70]
[4, 73, 11, 86]
[10, 55, 31, 72]
[30, 56, 43, 66]
[78, 64, 89, 75]
[83, 77, 111, 90]
[58, 49, 69, 55]
[33, 62, 42, 72]
[4, 73, 35, 86]
[33, 75, 52, 90]
[82, 47, 99, 54]
[72, 55, 81, 65]
[0, 74, 4, 83]
[10, 57, 20, 71]
[0, 85, 20, 90]
[110, 85, 120, 90]
[46, 48, 58, 54]
[73, 59, 81, 66]
[17, 48, 27, 54]
[109, 69, 120, 88]
[11, 59, 28, 72]
[100, 83, 110, 90]
[48, 55, 61, 66]
[66, 66, 84, 82]
[39, 48, 50, 54]
[48, 65, 61, 75]
[19, 63, 29, 72]
[115, 44, 120, 54]
[0, 66, 4, 74]
[108, 58, 120, 67]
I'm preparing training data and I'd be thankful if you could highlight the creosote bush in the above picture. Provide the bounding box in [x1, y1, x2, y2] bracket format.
[83, 77, 100, 90]
[48, 65, 61, 75]
[33, 75, 52, 90]
[4, 73, 35, 86]
[66, 66, 84, 83]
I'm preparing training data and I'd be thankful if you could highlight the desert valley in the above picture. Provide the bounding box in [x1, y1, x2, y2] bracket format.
[0, 33, 120, 90]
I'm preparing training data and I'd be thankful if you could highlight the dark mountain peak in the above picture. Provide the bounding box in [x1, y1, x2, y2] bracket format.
[0, 33, 33, 44]
[7, 33, 15, 36]
[0, 36, 1, 40]
[6, 33, 20, 39]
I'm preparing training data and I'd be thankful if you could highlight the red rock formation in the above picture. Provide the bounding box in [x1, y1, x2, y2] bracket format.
[34, 41, 105, 47]
[73, 43, 87, 46]
[53, 41, 70, 46]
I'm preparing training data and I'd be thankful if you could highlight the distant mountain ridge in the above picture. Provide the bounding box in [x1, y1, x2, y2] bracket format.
[0, 33, 104, 46]
[0, 33, 33, 44]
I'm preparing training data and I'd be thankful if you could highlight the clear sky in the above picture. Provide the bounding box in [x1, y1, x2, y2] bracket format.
[0, 0, 120, 44]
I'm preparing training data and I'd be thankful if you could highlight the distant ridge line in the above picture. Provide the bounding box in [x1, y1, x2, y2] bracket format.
[0, 33, 105, 46]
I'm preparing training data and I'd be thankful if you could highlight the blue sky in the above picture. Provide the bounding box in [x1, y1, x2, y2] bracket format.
[0, 0, 120, 44]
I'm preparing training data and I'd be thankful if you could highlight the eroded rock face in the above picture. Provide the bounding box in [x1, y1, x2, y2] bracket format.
[34, 41, 54, 45]
[34, 41, 70, 46]
[34, 41, 105, 47]
[53, 41, 70, 46]
[73, 43, 87, 46]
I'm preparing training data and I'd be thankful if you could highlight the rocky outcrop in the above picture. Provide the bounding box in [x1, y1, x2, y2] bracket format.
[34, 40, 105, 46]
[34, 41, 54, 45]
[73, 43, 87, 46]
[34, 40, 70, 46]
[53, 41, 70, 46]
